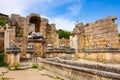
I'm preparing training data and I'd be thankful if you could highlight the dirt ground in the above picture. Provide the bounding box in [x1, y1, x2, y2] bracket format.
[1, 68, 66, 80]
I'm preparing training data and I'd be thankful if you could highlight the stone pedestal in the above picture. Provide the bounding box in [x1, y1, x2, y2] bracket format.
[5, 53, 20, 67]
[5, 45, 21, 67]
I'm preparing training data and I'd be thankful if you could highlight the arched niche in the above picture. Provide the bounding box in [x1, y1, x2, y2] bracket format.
[27, 14, 41, 32]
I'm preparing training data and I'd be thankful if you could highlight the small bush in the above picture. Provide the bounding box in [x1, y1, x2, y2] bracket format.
[32, 63, 38, 69]
[0, 52, 8, 67]
[0, 19, 6, 26]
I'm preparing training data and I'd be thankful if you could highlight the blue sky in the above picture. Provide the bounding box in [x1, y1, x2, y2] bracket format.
[0, 0, 120, 32]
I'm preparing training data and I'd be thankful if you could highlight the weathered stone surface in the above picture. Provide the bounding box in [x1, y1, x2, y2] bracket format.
[59, 39, 69, 48]
[0, 67, 8, 76]
[70, 16, 120, 63]
[38, 58, 120, 80]
[0, 13, 59, 65]
[78, 52, 120, 63]
[84, 16, 119, 49]
[71, 16, 119, 50]
[0, 13, 9, 23]
[0, 31, 4, 50]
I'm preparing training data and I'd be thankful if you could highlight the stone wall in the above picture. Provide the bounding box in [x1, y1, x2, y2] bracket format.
[71, 16, 119, 50]
[119, 37, 120, 47]
[59, 39, 69, 48]
[0, 13, 8, 50]
[78, 52, 120, 63]
[38, 59, 120, 80]
[70, 16, 120, 63]
[0, 31, 4, 50]
[0, 13, 9, 22]
[45, 23, 58, 48]
[0, 25, 4, 50]
[29, 41, 43, 57]
[45, 52, 75, 59]
[3, 13, 58, 62]
[84, 16, 119, 49]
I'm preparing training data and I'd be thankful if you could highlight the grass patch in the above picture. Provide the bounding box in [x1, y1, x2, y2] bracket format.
[41, 74, 64, 80]
[38, 66, 44, 70]
[1, 77, 10, 80]
[32, 63, 38, 69]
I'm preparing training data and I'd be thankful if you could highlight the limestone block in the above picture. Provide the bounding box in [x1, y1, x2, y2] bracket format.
[50, 54, 54, 58]
[85, 53, 97, 60]
[26, 53, 31, 58]
[113, 53, 120, 63]
[97, 53, 105, 62]
[5, 53, 20, 66]
[78, 53, 84, 58]
[104, 53, 113, 62]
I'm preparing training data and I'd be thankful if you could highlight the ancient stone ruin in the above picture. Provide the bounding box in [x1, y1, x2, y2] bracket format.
[0, 12, 120, 66]
[0, 13, 9, 50]
[0, 13, 59, 66]
[70, 16, 120, 63]
[1, 13, 120, 80]
[71, 16, 119, 50]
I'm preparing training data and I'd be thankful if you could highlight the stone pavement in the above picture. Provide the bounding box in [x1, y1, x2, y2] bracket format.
[0, 67, 8, 80]
[0, 67, 8, 76]
[2, 68, 67, 80]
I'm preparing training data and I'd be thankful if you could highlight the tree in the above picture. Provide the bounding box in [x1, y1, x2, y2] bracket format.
[57, 29, 71, 39]
[118, 33, 120, 37]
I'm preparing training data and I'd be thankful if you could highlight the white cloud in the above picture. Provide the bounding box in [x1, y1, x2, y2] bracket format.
[0, 0, 47, 16]
[67, 0, 83, 15]
[41, 15, 75, 31]
[0, 0, 73, 16]
[50, 17, 75, 31]
[68, 4, 82, 15]
[39, 0, 72, 7]
[0, 0, 77, 31]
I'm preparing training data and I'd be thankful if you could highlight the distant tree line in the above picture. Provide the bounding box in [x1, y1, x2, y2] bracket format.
[57, 29, 71, 39]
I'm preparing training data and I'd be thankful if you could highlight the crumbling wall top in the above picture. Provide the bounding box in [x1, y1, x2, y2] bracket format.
[41, 18, 49, 23]
[0, 13, 9, 23]
[27, 13, 40, 18]
[11, 14, 21, 19]
[0, 13, 9, 17]
[95, 16, 117, 23]
[50, 24, 56, 31]
[107, 16, 117, 20]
